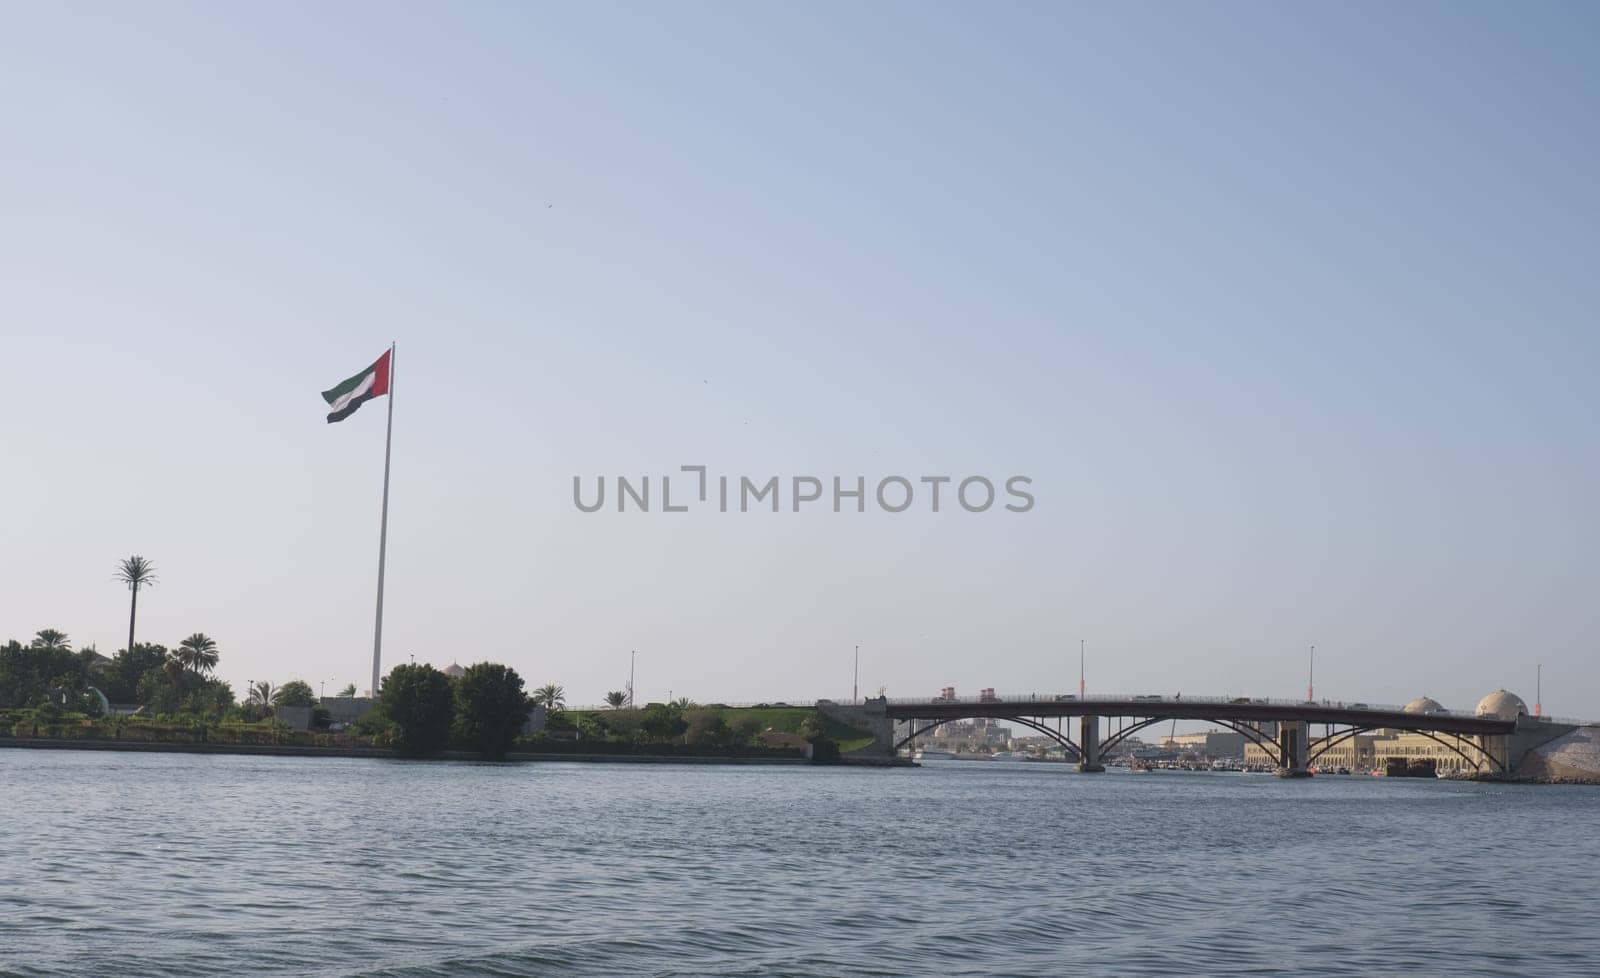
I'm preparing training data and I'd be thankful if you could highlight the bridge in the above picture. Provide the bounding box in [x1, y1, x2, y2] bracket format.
[817, 692, 1575, 777]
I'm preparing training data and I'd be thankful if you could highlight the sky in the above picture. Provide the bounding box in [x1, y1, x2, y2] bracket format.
[2, 3, 1597, 717]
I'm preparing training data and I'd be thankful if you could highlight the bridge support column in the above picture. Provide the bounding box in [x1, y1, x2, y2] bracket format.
[1276, 720, 1310, 778]
[1077, 715, 1104, 772]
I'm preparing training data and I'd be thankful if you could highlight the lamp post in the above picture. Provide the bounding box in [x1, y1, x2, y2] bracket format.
[1307, 645, 1315, 702]
[1079, 639, 1085, 699]
[854, 645, 859, 703]
[630, 650, 638, 708]
[1536, 663, 1542, 717]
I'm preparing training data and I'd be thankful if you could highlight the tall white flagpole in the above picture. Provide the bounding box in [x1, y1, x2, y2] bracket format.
[371, 342, 396, 699]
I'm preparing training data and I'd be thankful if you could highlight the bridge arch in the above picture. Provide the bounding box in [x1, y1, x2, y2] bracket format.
[1099, 716, 1285, 767]
[895, 715, 1082, 759]
[1309, 726, 1500, 773]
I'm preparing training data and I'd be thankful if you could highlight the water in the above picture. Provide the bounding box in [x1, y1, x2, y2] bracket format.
[2, 750, 1597, 977]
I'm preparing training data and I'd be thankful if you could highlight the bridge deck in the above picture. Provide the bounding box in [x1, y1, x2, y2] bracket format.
[881, 695, 1520, 736]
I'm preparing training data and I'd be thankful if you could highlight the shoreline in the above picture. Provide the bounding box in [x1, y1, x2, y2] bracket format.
[0, 737, 906, 767]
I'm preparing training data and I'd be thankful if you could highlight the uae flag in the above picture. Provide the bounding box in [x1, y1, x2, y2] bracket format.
[321, 350, 392, 423]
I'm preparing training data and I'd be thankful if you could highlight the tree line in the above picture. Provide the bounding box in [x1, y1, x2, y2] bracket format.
[0, 628, 335, 724]
[364, 661, 534, 761]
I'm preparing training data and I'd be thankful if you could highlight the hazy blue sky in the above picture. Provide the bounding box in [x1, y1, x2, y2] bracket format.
[3, 3, 1596, 715]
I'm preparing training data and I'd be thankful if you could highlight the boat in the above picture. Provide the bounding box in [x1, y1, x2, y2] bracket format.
[914, 748, 958, 761]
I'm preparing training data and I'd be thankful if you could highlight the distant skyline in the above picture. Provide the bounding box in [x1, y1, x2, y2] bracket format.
[3, 4, 1596, 717]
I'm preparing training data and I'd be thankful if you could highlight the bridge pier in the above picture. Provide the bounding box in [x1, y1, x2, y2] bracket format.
[1077, 715, 1104, 772]
[1276, 719, 1310, 778]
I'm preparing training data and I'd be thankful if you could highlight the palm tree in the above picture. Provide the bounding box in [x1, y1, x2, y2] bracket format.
[30, 629, 71, 651]
[247, 681, 277, 708]
[176, 633, 220, 675]
[114, 556, 158, 655]
[604, 690, 628, 709]
[532, 683, 566, 711]
[338, 683, 357, 698]
[76, 645, 108, 676]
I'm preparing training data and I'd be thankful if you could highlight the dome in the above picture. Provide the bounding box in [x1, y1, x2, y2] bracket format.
[1475, 689, 1527, 720]
[444, 662, 466, 679]
[1404, 696, 1445, 715]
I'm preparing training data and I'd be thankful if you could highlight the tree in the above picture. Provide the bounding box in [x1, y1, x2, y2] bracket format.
[174, 633, 220, 675]
[338, 683, 357, 698]
[574, 713, 606, 740]
[105, 644, 168, 703]
[246, 680, 277, 708]
[532, 683, 566, 712]
[115, 556, 158, 658]
[0, 640, 67, 708]
[272, 680, 317, 709]
[31, 629, 71, 651]
[378, 663, 454, 757]
[731, 715, 762, 746]
[455, 662, 530, 760]
[684, 710, 731, 748]
[799, 714, 839, 764]
[639, 702, 688, 743]
[604, 690, 628, 709]
[76, 646, 107, 677]
[137, 668, 186, 715]
[182, 680, 234, 720]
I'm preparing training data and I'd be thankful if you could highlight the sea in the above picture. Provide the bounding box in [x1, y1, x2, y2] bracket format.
[2, 750, 1597, 977]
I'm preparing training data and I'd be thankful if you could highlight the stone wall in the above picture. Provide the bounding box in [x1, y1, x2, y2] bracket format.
[1512, 725, 1600, 783]
[816, 698, 895, 757]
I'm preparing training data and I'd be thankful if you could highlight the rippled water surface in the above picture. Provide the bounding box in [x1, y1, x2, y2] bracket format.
[3, 750, 1598, 977]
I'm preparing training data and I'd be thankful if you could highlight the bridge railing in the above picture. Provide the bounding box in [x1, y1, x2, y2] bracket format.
[561, 695, 1586, 725]
[880, 693, 1584, 724]
[563, 699, 846, 713]
[884, 692, 1438, 712]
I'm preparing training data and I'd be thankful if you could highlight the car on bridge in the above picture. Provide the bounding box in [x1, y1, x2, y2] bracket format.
[1133, 695, 1164, 702]
[1054, 694, 1076, 701]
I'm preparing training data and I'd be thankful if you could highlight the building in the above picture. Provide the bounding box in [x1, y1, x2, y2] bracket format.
[929, 716, 1011, 747]
[320, 696, 376, 726]
[1159, 729, 1247, 758]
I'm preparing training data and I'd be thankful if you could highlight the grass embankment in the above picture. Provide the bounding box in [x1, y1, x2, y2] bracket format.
[736, 707, 874, 753]
[2, 705, 878, 757]
[566, 706, 874, 753]
[1, 712, 360, 749]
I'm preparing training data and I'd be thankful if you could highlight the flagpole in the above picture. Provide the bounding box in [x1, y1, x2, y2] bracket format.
[372, 342, 395, 699]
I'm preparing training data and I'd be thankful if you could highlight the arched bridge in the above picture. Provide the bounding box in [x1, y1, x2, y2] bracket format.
[859, 693, 1556, 777]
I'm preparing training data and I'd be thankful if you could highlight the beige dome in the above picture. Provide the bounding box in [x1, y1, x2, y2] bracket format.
[1404, 696, 1445, 715]
[1475, 689, 1527, 720]
[444, 662, 466, 678]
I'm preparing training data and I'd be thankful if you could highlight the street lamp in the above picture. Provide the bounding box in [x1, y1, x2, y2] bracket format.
[854, 645, 859, 703]
[630, 650, 638, 708]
